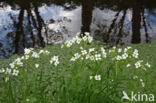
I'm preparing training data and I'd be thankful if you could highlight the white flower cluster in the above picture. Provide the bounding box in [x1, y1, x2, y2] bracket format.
[24, 48, 50, 59]
[70, 47, 105, 62]
[61, 32, 93, 48]
[135, 60, 143, 68]
[115, 47, 132, 61]
[70, 46, 109, 62]
[50, 56, 59, 66]
[39, 50, 50, 55]
[0, 68, 19, 82]
[132, 49, 139, 58]
[134, 60, 151, 71]
[0, 48, 51, 82]
[90, 75, 101, 81]
[24, 48, 34, 55]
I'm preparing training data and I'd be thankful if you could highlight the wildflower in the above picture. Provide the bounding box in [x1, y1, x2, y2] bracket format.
[5, 68, 11, 74]
[9, 63, 15, 69]
[74, 53, 81, 59]
[35, 64, 39, 68]
[127, 46, 132, 49]
[116, 55, 122, 61]
[89, 76, 93, 80]
[25, 55, 30, 60]
[142, 82, 145, 87]
[118, 48, 122, 53]
[0, 68, 5, 73]
[133, 75, 138, 79]
[24, 48, 32, 55]
[81, 50, 87, 55]
[82, 36, 88, 41]
[5, 77, 9, 82]
[145, 62, 151, 68]
[89, 48, 95, 53]
[70, 57, 76, 61]
[101, 47, 107, 58]
[122, 53, 128, 59]
[80, 47, 83, 50]
[32, 52, 40, 58]
[85, 32, 89, 36]
[126, 64, 131, 67]
[135, 61, 142, 68]
[26, 99, 30, 102]
[50, 56, 59, 66]
[95, 54, 101, 61]
[88, 36, 93, 43]
[54, 60, 59, 66]
[85, 54, 90, 60]
[95, 75, 101, 80]
[12, 69, 19, 76]
[90, 56, 94, 61]
[132, 49, 139, 58]
[124, 48, 128, 53]
[76, 38, 81, 44]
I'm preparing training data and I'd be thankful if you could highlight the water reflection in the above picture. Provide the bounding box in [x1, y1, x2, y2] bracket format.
[0, 0, 156, 58]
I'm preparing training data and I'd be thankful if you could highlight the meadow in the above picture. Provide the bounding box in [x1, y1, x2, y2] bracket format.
[0, 33, 156, 103]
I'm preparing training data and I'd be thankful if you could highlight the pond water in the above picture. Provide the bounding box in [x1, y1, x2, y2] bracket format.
[0, 0, 156, 58]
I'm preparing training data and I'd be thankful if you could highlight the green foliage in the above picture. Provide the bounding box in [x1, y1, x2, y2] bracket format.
[0, 37, 156, 103]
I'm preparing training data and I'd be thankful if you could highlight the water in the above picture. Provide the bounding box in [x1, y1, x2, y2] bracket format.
[0, 0, 156, 58]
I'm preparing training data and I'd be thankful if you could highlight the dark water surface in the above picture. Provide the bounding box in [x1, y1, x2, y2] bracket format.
[0, 0, 156, 58]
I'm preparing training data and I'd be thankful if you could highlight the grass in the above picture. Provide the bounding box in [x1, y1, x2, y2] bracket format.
[0, 38, 156, 103]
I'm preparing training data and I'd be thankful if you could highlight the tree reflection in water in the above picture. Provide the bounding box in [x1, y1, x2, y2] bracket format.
[0, 0, 156, 58]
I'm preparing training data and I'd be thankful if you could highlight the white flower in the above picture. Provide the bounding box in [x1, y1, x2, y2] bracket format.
[122, 53, 128, 59]
[85, 55, 90, 60]
[132, 49, 139, 58]
[126, 64, 131, 67]
[82, 36, 88, 41]
[26, 99, 30, 102]
[127, 46, 132, 49]
[85, 32, 89, 36]
[88, 36, 93, 43]
[90, 56, 94, 61]
[81, 50, 87, 55]
[70, 57, 76, 61]
[25, 55, 29, 60]
[142, 82, 145, 87]
[61, 45, 64, 48]
[74, 53, 81, 59]
[32, 52, 40, 58]
[9, 63, 15, 69]
[135, 61, 142, 68]
[35, 64, 39, 68]
[50, 56, 59, 66]
[39, 50, 44, 54]
[133, 75, 138, 79]
[118, 48, 122, 53]
[5, 68, 11, 74]
[54, 60, 59, 66]
[95, 75, 101, 80]
[76, 38, 81, 44]
[80, 47, 83, 50]
[145, 62, 151, 68]
[89, 76, 93, 80]
[0, 68, 5, 73]
[24, 48, 32, 54]
[124, 48, 128, 53]
[5, 77, 9, 82]
[89, 48, 95, 53]
[116, 55, 122, 60]
[95, 54, 101, 61]
[12, 69, 19, 76]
